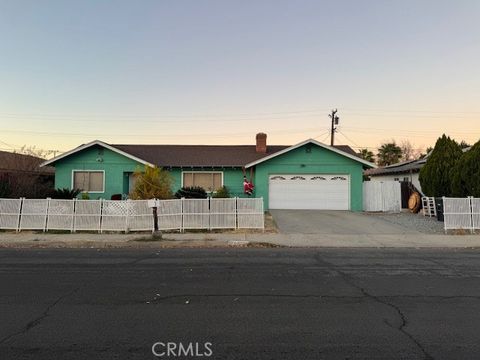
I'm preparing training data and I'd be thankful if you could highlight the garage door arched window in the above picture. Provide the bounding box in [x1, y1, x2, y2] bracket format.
[311, 176, 327, 181]
[290, 176, 306, 180]
[331, 176, 347, 181]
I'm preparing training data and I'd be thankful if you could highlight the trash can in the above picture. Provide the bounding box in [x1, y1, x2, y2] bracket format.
[435, 197, 444, 222]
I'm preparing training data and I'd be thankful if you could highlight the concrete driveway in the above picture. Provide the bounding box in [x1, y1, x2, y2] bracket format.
[270, 210, 419, 235]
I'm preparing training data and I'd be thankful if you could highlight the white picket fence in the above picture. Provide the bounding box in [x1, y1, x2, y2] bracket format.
[443, 197, 480, 233]
[0, 197, 264, 232]
[363, 181, 402, 213]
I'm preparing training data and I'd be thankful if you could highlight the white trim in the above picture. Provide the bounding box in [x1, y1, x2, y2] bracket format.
[40, 140, 154, 167]
[181, 171, 224, 191]
[71, 170, 106, 193]
[244, 139, 377, 169]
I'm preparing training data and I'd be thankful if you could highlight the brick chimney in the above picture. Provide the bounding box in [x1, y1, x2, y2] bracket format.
[256, 132, 267, 153]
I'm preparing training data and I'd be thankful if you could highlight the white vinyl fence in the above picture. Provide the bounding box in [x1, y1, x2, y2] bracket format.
[156, 198, 264, 231]
[443, 197, 480, 233]
[0, 197, 264, 232]
[363, 181, 402, 213]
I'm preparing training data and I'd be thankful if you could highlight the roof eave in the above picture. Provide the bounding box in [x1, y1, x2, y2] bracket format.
[40, 140, 154, 168]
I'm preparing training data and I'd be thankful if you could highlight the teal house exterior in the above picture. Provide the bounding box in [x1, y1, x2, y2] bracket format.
[41, 133, 375, 211]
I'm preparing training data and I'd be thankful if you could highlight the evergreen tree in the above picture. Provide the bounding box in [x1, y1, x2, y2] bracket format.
[451, 140, 480, 197]
[419, 135, 463, 197]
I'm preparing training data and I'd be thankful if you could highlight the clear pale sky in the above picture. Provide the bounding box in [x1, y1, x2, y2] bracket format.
[0, 0, 479, 155]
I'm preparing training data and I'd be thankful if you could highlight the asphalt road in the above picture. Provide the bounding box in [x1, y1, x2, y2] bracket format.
[1, 248, 480, 360]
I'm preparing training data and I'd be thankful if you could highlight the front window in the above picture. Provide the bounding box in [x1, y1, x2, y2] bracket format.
[73, 171, 104, 192]
[182, 172, 222, 192]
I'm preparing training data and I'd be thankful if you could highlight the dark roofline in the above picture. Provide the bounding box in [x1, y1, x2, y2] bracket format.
[43, 139, 362, 168]
[364, 158, 426, 176]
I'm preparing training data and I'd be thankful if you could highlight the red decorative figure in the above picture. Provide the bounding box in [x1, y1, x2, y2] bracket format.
[243, 176, 254, 196]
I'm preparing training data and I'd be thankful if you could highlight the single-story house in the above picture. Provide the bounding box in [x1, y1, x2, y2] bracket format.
[364, 157, 427, 195]
[41, 133, 376, 211]
[364, 146, 472, 196]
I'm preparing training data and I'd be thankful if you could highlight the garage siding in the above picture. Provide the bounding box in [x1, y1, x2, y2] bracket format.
[253, 144, 364, 211]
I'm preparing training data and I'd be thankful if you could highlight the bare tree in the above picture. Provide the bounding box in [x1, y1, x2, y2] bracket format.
[400, 140, 424, 161]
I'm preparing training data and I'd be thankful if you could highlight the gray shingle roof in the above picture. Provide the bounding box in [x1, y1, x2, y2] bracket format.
[0, 150, 54, 174]
[111, 144, 359, 167]
[364, 158, 427, 176]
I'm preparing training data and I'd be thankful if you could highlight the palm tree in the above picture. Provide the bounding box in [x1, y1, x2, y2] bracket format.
[377, 142, 403, 166]
[359, 148, 375, 162]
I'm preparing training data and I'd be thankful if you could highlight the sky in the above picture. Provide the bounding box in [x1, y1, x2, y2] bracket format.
[0, 0, 479, 156]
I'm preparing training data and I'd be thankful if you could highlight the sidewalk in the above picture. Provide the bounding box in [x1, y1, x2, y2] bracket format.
[1, 231, 480, 248]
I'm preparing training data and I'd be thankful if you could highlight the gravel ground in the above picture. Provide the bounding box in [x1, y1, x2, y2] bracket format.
[373, 211, 445, 234]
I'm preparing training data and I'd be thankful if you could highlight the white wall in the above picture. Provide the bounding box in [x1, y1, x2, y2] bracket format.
[369, 173, 423, 195]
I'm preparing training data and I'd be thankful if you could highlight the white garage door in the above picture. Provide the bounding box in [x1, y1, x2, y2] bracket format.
[269, 174, 350, 210]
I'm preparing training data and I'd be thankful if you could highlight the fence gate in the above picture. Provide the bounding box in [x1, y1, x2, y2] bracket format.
[363, 182, 402, 212]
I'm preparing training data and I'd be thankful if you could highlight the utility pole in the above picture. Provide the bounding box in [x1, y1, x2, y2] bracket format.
[329, 109, 339, 146]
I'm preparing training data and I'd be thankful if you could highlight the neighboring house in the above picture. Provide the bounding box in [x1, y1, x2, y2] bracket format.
[364, 157, 427, 194]
[0, 150, 54, 198]
[364, 147, 471, 196]
[41, 133, 376, 211]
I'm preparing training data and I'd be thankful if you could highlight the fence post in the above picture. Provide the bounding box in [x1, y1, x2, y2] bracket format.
[125, 199, 130, 234]
[208, 197, 211, 231]
[469, 196, 474, 234]
[470, 196, 480, 234]
[235, 197, 238, 230]
[44, 197, 51, 232]
[260, 196, 265, 232]
[181, 197, 184, 233]
[100, 199, 104, 234]
[16, 197, 24, 233]
[71, 198, 76, 233]
[99, 198, 104, 234]
[442, 197, 446, 234]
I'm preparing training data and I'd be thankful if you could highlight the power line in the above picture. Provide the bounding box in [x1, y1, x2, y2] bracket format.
[0, 106, 479, 121]
[336, 130, 361, 148]
[0, 127, 322, 139]
[0, 108, 331, 119]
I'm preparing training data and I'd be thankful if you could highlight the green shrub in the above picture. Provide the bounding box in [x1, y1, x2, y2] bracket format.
[174, 186, 208, 199]
[451, 140, 480, 197]
[419, 134, 463, 197]
[50, 188, 82, 199]
[130, 165, 173, 200]
[212, 186, 231, 198]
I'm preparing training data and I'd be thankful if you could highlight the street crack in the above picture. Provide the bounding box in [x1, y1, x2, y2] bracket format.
[0, 287, 80, 346]
[314, 252, 434, 360]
